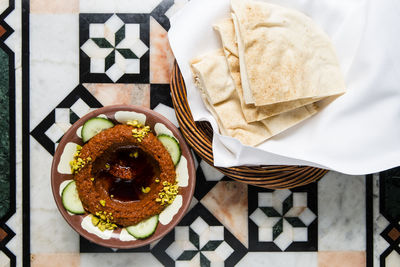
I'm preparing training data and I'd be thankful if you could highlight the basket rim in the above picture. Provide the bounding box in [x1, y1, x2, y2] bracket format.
[170, 61, 328, 189]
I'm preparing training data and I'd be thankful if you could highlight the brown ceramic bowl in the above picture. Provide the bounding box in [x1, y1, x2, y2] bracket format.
[51, 105, 196, 249]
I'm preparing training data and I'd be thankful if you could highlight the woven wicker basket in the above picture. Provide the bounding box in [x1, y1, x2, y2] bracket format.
[170, 63, 328, 189]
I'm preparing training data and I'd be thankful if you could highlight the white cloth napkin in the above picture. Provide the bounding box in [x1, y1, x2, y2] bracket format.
[168, 0, 400, 175]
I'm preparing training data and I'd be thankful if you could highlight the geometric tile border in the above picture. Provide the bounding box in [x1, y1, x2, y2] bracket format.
[31, 85, 102, 155]
[248, 183, 318, 252]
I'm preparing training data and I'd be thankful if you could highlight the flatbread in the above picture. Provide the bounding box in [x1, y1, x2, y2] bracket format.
[214, 17, 323, 123]
[190, 49, 318, 146]
[231, 0, 346, 106]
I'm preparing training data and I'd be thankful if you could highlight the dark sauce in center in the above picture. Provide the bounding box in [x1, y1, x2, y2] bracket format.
[92, 144, 160, 202]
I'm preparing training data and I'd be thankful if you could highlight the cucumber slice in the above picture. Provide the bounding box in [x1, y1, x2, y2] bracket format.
[126, 215, 159, 239]
[157, 134, 181, 165]
[61, 181, 85, 215]
[81, 117, 114, 143]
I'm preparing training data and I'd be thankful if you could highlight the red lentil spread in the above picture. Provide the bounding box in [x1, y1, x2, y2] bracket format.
[74, 124, 176, 227]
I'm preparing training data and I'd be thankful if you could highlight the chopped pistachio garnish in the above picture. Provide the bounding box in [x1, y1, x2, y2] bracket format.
[127, 120, 141, 127]
[69, 145, 90, 174]
[142, 186, 151, 193]
[99, 200, 106, 206]
[91, 212, 117, 232]
[105, 163, 110, 169]
[128, 120, 151, 142]
[156, 181, 179, 206]
[91, 215, 100, 226]
[90, 177, 94, 181]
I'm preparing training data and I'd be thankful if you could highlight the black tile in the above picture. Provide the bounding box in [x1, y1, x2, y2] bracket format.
[150, 84, 173, 109]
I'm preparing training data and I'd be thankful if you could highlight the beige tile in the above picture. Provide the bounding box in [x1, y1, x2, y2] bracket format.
[31, 0, 79, 14]
[201, 181, 249, 247]
[318, 251, 366, 267]
[31, 253, 80, 267]
[150, 17, 175, 84]
[84, 83, 150, 108]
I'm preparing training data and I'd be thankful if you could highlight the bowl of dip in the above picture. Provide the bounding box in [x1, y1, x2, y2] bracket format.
[51, 105, 196, 248]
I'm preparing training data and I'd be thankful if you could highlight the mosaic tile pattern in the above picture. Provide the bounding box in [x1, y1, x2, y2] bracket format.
[378, 169, 400, 266]
[80, 13, 150, 83]
[248, 185, 318, 252]
[31, 85, 102, 155]
[8, 0, 400, 266]
[0, 0, 16, 265]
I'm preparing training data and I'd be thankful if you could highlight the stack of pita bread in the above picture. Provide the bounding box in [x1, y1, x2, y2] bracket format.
[190, 0, 346, 146]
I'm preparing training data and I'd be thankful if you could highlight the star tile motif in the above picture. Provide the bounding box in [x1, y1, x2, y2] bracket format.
[30, 85, 102, 155]
[165, 219, 233, 265]
[250, 190, 316, 251]
[248, 184, 318, 252]
[80, 13, 150, 83]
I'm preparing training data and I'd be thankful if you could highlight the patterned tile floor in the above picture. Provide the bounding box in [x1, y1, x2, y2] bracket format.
[0, 0, 399, 266]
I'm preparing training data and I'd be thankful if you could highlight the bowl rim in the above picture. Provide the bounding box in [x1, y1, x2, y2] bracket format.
[50, 104, 196, 249]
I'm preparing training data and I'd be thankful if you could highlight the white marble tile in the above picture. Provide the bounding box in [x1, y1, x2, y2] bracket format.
[318, 171, 366, 251]
[292, 227, 308, 242]
[298, 208, 316, 227]
[175, 226, 189, 241]
[272, 189, 291, 215]
[81, 39, 112, 58]
[274, 219, 293, 251]
[89, 23, 105, 38]
[209, 226, 224, 241]
[258, 227, 273, 241]
[125, 24, 140, 40]
[191, 217, 208, 237]
[44, 123, 64, 143]
[55, 108, 70, 123]
[104, 14, 124, 34]
[153, 104, 179, 128]
[80, 253, 163, 267]
[105, 63, 124, 82]
[293, 192, 307, 207]
[236, 252, 317, 267]
[56, 121, 72, 135]
[258, 192, 273, 207]
[70, 98, 91, 118]
[30, 138, 79, 253]
[200, 160, 224, 181]
[90, 58, 105, 73]
[130, 39, 149, 58]
[215, 241, 234, 260]
[124, 58, 140, 74]
[166, 226, 197, 260]
[30, 14, 79, 130]
[80, 0, 162, 13]
[249, 208, 265, 227]
[165, 242, 182, 260]
[0, 0, 8, 14]
[0, 251, 10, 267]
[386, 250, 400, 267]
